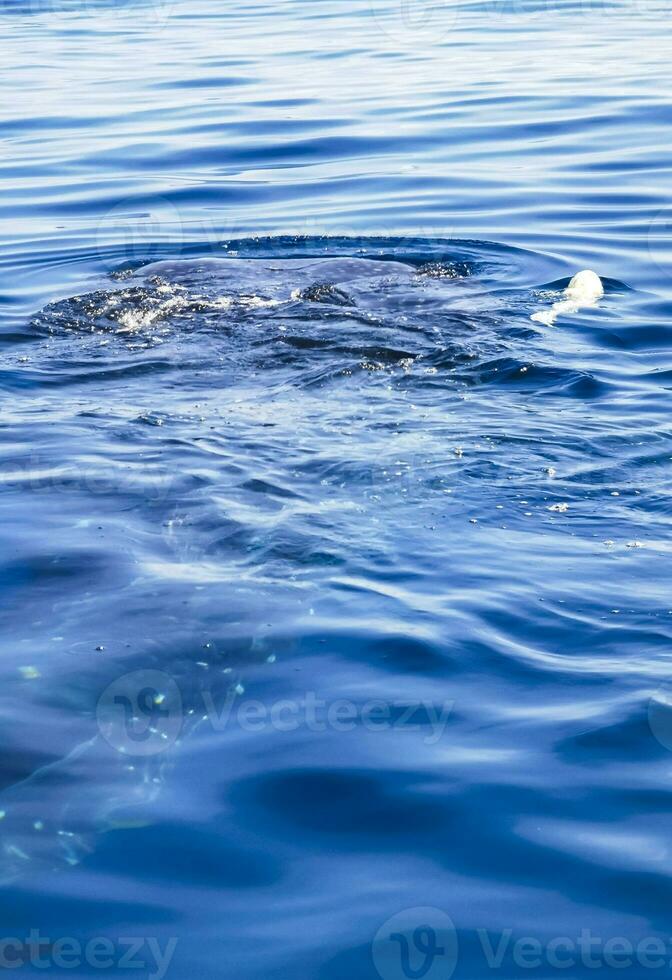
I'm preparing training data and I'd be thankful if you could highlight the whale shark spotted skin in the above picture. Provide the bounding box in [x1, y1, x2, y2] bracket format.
[531, 270, 604, 326]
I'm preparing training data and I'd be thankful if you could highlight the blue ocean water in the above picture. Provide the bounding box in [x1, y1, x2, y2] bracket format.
[2, 0, 672, 977]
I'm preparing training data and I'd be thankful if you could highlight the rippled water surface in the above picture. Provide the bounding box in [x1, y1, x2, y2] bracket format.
[2, 0, 672, 976]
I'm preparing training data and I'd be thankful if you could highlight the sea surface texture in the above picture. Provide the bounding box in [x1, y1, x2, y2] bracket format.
[1, 0, 672, 977]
